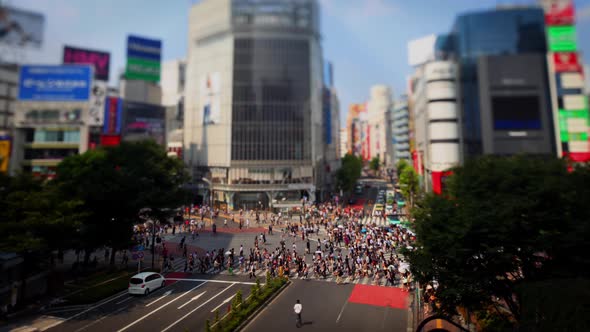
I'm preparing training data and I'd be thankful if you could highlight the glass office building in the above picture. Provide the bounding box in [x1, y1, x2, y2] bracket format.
[448, 8, 554, 157]
[185, 0, 324, 210]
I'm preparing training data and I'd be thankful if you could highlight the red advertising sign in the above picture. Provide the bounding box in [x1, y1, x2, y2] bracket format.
[100, 135, 121, 147]
[542, 0, 575, 26]
[553, 52, 582, 73]
[63, 45, 110, 81]
[103, 97, 122, 134]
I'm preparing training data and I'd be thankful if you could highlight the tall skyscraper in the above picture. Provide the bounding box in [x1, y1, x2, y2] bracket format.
[408, 7, 556, 193]
[366, 85, 392, 166]
[184, 0, 324, 209]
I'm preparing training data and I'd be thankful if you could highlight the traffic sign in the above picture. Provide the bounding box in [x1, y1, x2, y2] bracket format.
[134, 245, 145, 252]
[138, 252, 144, 259]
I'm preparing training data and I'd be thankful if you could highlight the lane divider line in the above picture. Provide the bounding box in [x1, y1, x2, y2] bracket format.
[161, 283, 236, 332]
[117, 282, 208, 332]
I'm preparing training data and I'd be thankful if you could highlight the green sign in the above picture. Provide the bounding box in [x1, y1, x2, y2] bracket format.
[547, 26, 577, 52]
[125, 57, 160, 82]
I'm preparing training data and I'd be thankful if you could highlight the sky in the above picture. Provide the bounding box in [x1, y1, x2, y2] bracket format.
[5, 0, 590, 128]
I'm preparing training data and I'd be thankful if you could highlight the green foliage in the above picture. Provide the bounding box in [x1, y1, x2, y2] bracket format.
[396, 159, 410, 179]
[399, 165, 420, 209]
[205, 320, 211, 332]
[0, 172, 84, 254]
[213, 309, 221, 331]
[476, 310, 514, 332]
[251, 280, 261, 300]
[407, 155, 590, 329]
[369, 156, 380, 172]
[235, 289, 243, 306]
[54, 141, 190, 260]
[210, 276, 287, 332]
[336, 153, 363, 192]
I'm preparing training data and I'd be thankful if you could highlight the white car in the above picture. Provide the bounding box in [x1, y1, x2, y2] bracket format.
[128, 272, 165, 295]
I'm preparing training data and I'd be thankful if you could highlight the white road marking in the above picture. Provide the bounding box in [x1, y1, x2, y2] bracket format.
[146, 290, 172, 307]
[73, 306, 128, 332]
[336, 299, 349, 323]
[114, 297, 133, 305]
[39, 291, 129, 331]
[165, 278, 260, 285]
[177, 291, 207, 309]
[117, 282, 207, 332]
[161, 283, 235, 332]
[210, 294, 235, 313]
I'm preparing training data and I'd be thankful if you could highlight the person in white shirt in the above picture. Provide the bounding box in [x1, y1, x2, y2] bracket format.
[293, 299, 303, 323]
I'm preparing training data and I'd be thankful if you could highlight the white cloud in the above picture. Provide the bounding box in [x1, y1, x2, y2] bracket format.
[577, 4, 590, 22]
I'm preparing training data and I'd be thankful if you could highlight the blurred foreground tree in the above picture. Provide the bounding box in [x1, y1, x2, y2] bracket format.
[336, 153, 363, 192]
[406, 156, 590, 331]
[369, 156, 380, 173]
[396, 159, 410, 180]
[55, 140, 190, 267]
[399, 166, 420, 209]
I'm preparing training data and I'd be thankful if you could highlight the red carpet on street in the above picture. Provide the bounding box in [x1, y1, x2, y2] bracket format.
[350, 198, 366, 210]
[348, 284, 409, 309]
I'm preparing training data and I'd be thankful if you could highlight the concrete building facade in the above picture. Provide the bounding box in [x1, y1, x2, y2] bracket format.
[184, 0, 324, 210]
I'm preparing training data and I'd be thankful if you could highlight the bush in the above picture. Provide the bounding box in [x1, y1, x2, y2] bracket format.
[208, 276, 288, 332]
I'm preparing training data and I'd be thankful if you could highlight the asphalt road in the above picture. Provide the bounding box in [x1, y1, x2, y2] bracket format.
[242, 280, 409, 332]
[45, 275, 256, 332]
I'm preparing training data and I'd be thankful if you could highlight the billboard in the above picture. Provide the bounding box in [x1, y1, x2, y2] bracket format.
[121, 101, 166, 145]
[103, 97, 122, 134]
[541, 0, 574, 26]
[547, 26, 577, 52]
[19, 108, 83, 125]
[0, 5, 44, 48]
[100, 134, 121, 147]
[88, 81, 107, 126]
[63, 45, 110, 81]
[0, 136, 10, 173]
[18, 65, 92, 101]
[126, 35, 161, 82]
[553, 52, 582, 73]
[201, 72, 221, 125]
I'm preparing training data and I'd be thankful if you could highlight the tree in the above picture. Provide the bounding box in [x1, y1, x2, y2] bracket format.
[0, 172, 84, 304]
[406, 155, 590, 330]
[399, 166, 420, 209]
[336, 153, 362, 192]
[396, 159, 410, 180]
[369, 156, 380, 172]
[55, 140, 190, 267]
[0, 173, 82, 256]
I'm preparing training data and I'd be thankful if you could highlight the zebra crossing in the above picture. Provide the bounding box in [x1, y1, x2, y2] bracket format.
[358, 216, 390, 227]
[163, 258, 399, 287]
[215, 263, 400, 287]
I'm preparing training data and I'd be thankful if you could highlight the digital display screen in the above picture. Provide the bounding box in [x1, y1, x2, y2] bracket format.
[547, 26, 577, 52]
[492, 96, 542, 130]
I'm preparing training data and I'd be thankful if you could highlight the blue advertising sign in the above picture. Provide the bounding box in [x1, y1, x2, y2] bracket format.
[127, 35, 162, 61]
[18, 65, 92, 101]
